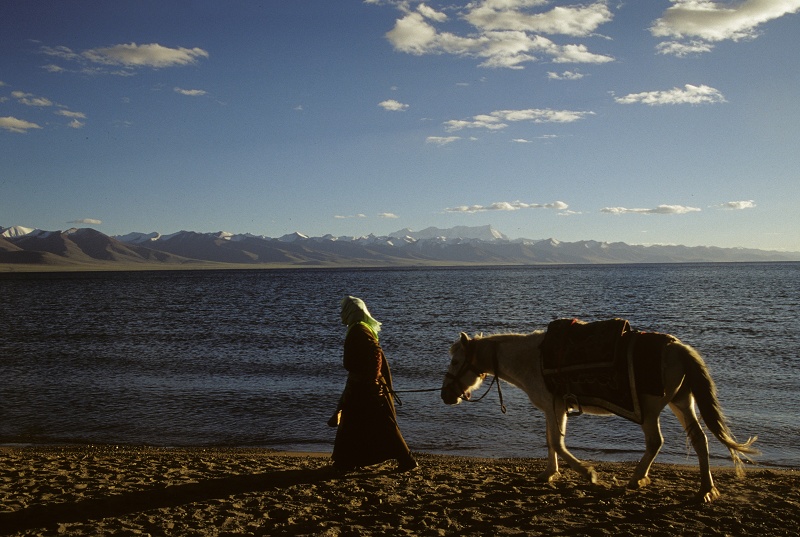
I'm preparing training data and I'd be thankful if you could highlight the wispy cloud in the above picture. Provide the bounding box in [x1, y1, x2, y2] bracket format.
[601, 205, 701, 215]
[39, 42, 209, 75]
[383, 1, 614, 69]
[378, 212, 399, 219]
[615, 84, 726, 106]
[652, 0, 800, 56]
[446, 200, 569, 213]
[68, 218, 102, 225]
[426, 136, 461, 146]
[378, 99, 409, 111]
[83, 43, 208, 68]
[717, 200, 756, 210]
[334, 214, 367, 219]
[547, 70, 585, 80]
[444, 108, 594, 132]
[174, 87, 207, 97]
[11, 91, 54, 107]
[56, 110, 86, 119]
[0, 116, 42, 133]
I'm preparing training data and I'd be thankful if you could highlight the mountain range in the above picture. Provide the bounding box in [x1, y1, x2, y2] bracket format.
[2, 225, 799, 271]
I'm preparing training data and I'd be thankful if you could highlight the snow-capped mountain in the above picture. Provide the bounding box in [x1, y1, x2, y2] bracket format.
[2, 225, 799, 268]
[389, 225, 508, 242]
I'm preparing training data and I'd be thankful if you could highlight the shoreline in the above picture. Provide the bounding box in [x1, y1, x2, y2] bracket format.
[1, 446, 797, 536]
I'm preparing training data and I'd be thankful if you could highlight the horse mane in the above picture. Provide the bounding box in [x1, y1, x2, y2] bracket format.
[449, 330, 545, 355]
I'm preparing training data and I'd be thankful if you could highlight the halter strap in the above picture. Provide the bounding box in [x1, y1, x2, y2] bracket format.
[446, 338, 507, 414]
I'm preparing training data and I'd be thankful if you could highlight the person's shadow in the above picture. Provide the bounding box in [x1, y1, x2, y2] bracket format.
[0, 466, 336, 535]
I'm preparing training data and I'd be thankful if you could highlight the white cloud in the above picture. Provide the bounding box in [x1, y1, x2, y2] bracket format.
[174, 87, 207, 96]
[445, 200, 569, 213]
[378, 212, 399, 219]
[378, 99, 410, 111]
[717, 200, 756, 210]
[383, 1, 614, 69]
[651, 0, 800, 56]
[83, 43, 209, 68]
[465, 1, 612, 36]
[0, 116, 42, 133]
[444, 107, 594, 131]
[12, 91, 54, 107]
[39, 42, 209, 74]
[426, 136, 461, 145]
[69, 218, 102, 225]
[547, 70, 585, 80]
[615, 84, 726, 105]
[417, 3, 448, 23]
[334, 214, 367, 219]
[601, 205, 701, 215]
[655, 39, 715, 56]
[41, 64, 66, 73]
[56, 109, 86, 119]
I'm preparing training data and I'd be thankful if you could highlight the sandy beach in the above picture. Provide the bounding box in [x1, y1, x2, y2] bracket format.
[0, 446, 797, 536]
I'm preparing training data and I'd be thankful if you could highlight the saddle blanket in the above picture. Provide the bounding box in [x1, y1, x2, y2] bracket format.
[539, 318, 669, 424]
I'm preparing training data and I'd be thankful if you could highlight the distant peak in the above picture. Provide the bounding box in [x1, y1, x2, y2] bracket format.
[389, 224, 507, 242]
[278, 232, 309, 242]
[1, 225, 36, 238]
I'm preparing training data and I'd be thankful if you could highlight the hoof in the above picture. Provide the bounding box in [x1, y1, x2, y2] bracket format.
[584, 466, 599, 485]
[537, 470, 561, 483]
[696, 486, 721, 503]
[627, 476, 651, 490]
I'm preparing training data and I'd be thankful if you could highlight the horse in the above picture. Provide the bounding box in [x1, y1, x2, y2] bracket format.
[440, 324, 758, 502]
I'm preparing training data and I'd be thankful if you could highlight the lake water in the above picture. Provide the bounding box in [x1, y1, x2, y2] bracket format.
[1, 263, 798, 469]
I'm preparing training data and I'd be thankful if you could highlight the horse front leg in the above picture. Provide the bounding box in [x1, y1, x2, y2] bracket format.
[538, 415, 561, 483]
[541, 407, 598, 485]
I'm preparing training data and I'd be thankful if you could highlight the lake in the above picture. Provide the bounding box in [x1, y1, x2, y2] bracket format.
[1, 263, 798, 468]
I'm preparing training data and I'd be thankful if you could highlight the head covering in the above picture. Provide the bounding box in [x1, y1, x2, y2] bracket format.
[340, 295, 381, 334]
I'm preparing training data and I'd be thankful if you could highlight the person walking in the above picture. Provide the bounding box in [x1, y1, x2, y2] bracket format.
[330, 296, 418, 473]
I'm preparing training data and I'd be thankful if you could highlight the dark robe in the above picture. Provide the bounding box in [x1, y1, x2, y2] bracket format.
[331, 322, 413, 469]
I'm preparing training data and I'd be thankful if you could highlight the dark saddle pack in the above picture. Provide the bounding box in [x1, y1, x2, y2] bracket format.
[539, 318, 669, 423]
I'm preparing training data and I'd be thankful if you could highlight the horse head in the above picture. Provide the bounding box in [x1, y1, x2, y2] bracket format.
[441, 332, 487, 405]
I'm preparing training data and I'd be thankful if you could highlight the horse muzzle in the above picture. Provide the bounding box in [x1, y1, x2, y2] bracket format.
[440, 386, 462, 405]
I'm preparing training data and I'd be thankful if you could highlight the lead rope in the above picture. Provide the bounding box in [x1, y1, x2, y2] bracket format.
[391, 342, 507, 414]
[388, 386, 442, 407]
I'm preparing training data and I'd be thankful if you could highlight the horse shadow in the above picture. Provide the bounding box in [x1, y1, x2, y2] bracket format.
[0, 466, 337, 535]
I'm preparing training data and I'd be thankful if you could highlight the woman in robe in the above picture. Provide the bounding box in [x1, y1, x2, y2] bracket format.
[330, 296, 418, 472]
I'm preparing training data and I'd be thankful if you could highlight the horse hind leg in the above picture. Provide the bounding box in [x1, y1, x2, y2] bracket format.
[669, 389, 720, 502]
[628, 410, 664, 490]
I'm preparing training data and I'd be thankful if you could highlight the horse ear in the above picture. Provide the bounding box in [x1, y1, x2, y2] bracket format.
[460, 332, 470, 348]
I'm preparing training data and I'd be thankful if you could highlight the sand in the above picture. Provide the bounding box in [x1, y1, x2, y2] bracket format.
[0, 446, 797, 536]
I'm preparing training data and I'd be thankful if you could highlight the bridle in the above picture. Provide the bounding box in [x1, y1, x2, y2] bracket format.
[443, 337, 507, 414]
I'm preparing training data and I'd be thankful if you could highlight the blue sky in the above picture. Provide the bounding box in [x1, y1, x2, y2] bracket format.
[1, 1, 799, 251]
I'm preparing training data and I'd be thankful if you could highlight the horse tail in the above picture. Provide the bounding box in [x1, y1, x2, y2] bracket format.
[675, 342, 759, 476]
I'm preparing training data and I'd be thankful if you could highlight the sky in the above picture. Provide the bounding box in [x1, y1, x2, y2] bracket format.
[1, 0, 799, 251]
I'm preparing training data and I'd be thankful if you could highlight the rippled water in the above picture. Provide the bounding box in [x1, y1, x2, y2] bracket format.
[1, 263, 798, 468]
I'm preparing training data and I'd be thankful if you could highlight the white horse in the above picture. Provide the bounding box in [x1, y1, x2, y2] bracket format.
[441, 328, 758, 502]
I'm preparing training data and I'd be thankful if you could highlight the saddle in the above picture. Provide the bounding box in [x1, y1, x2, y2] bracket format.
[539, 318, 667, 423]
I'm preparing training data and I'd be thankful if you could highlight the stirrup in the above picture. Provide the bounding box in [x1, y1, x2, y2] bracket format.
[564, 394, 583, 417]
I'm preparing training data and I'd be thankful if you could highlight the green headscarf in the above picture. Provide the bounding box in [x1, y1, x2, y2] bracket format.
[341, 295, 381, 336]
